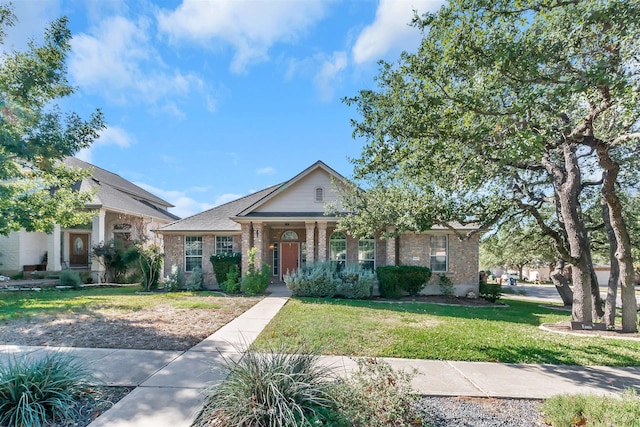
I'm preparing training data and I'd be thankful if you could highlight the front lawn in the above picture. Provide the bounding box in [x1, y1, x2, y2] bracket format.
[253, 298, 640, 366]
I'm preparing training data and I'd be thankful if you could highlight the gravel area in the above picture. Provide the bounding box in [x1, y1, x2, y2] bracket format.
[416, 397, 547, 427]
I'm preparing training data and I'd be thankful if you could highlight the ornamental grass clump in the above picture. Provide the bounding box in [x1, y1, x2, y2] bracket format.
[195, 346, 342, 427]
[284, 262, 340, 297]
[0, 352, 93, 427]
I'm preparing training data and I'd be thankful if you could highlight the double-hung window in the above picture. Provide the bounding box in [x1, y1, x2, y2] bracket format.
[430, 235, 448, 272]
[215, 236, 234, 255]
[358, 238, 375, 271]
[329, 231, 347, 271]
[185, 236, 203, 272]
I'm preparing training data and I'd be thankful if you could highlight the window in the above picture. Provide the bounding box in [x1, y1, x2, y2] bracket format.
[430, 235, 448, 272]
[185, 236, 202, 272]
[329, 231, 346, 271]
[215, 235, 234, 254]
[113, 223, 132, 243]
[315, 187, 324, 202]
[358, 238, 375, 271]
[273, 242, 279, 276]
[282, 230, 298, 240]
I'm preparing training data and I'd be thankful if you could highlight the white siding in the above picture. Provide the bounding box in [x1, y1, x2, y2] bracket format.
[0, 231, 21, 271]
[19, 230, 48, 266]
[256, 169, 346, 213]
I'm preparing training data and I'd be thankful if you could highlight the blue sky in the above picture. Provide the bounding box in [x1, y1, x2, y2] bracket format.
[6, 0, 444, 218]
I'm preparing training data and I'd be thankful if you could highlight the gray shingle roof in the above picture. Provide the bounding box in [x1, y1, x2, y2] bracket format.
[158, 184, 281, 232]
[65, 157, 180, 222]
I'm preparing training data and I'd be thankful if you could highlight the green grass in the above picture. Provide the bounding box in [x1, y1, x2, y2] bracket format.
[253, 297, 640, 366]
[541, 390, 640, 427]
[0, 287, 228, 321]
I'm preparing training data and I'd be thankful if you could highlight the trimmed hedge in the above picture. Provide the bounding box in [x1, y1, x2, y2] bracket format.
[210, 252, 241, 285]
[479, 281, 501, 302]
[376, 265, 432, 299]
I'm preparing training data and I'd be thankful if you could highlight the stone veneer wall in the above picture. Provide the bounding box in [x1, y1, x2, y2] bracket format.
[398, 232, 479, 296]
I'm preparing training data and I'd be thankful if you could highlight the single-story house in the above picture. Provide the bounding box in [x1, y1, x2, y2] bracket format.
[158, 161, 480, 296]
[0, 157, 180, 278]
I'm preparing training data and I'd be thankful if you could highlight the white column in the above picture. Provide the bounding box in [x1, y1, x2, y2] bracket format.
[91, 209, 106, 277]
[305, 221, 316, 266]
[46, 224, 62, 271]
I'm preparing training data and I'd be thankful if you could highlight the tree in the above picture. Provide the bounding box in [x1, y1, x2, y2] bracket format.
[343, 0, 640, 331]
[0, 5, 105, 235]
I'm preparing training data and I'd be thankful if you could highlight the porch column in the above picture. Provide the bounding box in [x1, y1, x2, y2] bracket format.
[305, 221, 315, 266]
[253, 222, 264, 269]
[386, 226, 397, 266]
[240, 222, 252, 277]
[91, 209, 106, 279]
[46, 224, 62, 271]
[317, 221, 327, 262]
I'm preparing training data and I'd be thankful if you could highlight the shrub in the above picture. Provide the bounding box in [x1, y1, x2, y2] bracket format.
[186, 265, 204, 291]
[241, 247, 270, 295]
[335, 265, 375, 299]
[58, 269, 82, 289]
[284, 262, 340, 297]
[161, 264, 184, 292]
[479, 281, 502, 302]
[331, 358, 422, 427]
[0, 353, 92, 427]
[541, 389, 640, 427]
[195, 345, 341, 427]
[438, 274, 454, 296]
[92, 240, 139, 283]
[138, 244, 163, 291]
[210, 252, 241, 286]
[376, 265, 432, 298]
[220, 264, 241, 294]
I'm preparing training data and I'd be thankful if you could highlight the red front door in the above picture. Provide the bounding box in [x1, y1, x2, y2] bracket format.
[281, 242, 299, 279]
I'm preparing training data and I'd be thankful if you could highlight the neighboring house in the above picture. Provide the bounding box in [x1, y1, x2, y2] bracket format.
[0, 157, 180, 278]
[158, 161, 480, 296]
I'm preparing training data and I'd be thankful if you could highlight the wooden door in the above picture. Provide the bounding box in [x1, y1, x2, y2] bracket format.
[281, 242, 299, 279]
[70, 234, 88, 266]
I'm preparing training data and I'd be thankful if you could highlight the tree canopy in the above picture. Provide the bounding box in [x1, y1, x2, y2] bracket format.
[0, 5, 104, 235]
[343, 0, 640, 330]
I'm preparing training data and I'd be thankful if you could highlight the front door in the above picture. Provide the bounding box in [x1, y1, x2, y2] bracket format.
[281, 242, 299, 279]
[69, 234, 89, 266]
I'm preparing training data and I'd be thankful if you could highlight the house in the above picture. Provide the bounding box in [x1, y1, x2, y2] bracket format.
[0, 157, 180, 278]
[158, 161, 480, 296]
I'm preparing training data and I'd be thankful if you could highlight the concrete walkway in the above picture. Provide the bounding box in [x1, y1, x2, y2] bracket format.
[1, 283, 639, 427]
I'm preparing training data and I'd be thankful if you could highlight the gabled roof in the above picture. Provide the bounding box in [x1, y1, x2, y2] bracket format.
[236, 160, 348, 216]
[65, 157, 180, 222]
[158, 184, 281, 232]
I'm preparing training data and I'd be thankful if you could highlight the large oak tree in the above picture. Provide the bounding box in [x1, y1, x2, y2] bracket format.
[343, 0, 639, 331]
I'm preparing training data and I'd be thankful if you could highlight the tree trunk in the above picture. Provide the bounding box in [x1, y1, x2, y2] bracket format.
[602, 202, 619, 328]
[550, 258, 573, 306]
[596, 145, 638, 332]
[586, 246, 605, 319]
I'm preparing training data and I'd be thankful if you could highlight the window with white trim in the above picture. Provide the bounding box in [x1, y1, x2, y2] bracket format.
[215, 235, 234, 254]
[358, 238, 375, 271]
[329, 231, 346, 271]
[430, 235, 448, 272]
[282, 230, 298, 240]
[185, 236, 202, 272]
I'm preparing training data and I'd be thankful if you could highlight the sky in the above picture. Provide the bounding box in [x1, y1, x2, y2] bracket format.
[5, 0, 445, 218]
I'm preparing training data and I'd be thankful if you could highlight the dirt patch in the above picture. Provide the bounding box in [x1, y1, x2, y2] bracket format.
[0, 297, 260, 351]
[541, 321, 640, 341]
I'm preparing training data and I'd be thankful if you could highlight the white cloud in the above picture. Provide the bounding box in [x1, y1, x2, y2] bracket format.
[0, 1, 61, 53]
[135, 182, 217, 218]
[75, 126, 134, 163]
[69, 15, 208, 110]
[314, 51, 348, 102]
[352, 0, 445, 64]
[214, 193, 243, 206]
[157, 0, 326, 73]
[256, 166, 276, 176]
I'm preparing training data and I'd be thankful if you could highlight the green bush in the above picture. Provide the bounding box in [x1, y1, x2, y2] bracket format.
[479, 281, 501, 302]
[220, 264, 241, 294]
[210, 252, 241, 286]
[376, 265, 432, 298]
[284, 262, 340, 297]
[438, 274, 454, 296]
[331, 358, 421, 427]
[186, 265, 204, 291]
[195, 346, 341, 427]
[335, 265, 375, 299]
[139, 244, 163, 291]
[161, 264, 184, 292]
[0, 353, 92, 427]
[92, 240, 139, 283]
[241, 248, 270, 295]
[59, 269, 82, 289]
[541, 389, 640, 427]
